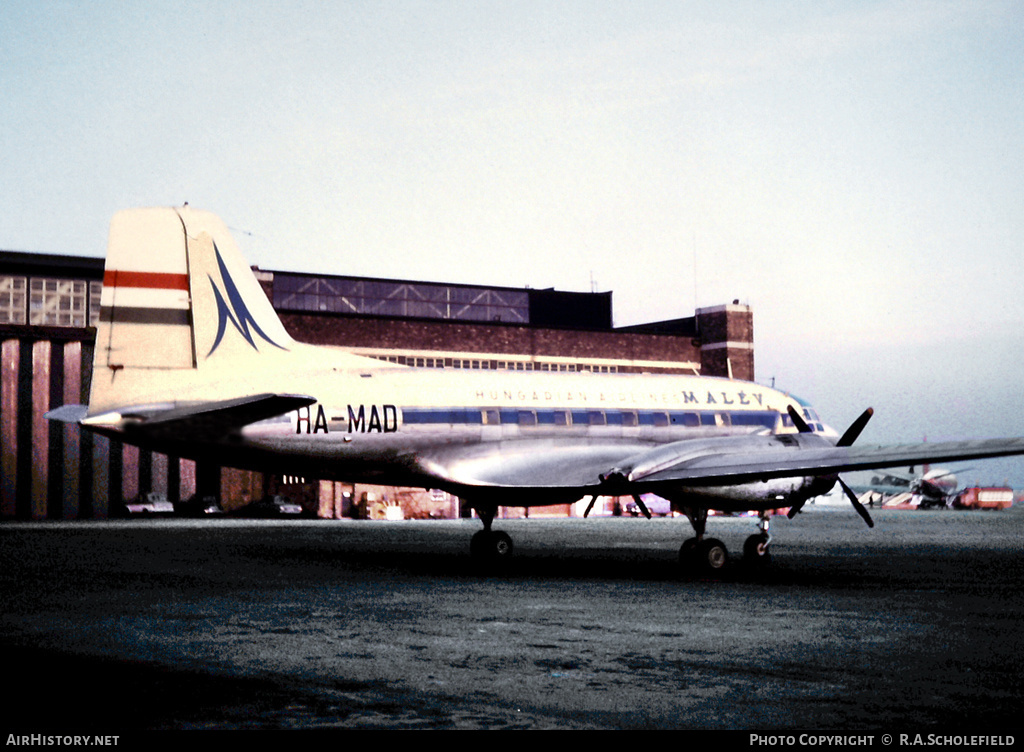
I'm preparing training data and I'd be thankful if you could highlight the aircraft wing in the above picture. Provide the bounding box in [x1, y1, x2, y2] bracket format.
[416, 435, 1024, 493]
[622, 438, 1024, 487]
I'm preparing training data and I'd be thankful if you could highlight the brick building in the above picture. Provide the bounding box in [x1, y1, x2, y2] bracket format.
[1, 250, 754, 520]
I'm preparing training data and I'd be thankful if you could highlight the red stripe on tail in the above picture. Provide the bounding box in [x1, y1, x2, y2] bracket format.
[103, 270, 189, 290]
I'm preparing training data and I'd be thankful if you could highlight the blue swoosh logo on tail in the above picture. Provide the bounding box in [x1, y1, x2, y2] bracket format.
[208, 242, 287, 356]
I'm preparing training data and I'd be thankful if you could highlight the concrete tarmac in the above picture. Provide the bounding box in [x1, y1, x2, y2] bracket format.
[2, 506, 1024, 732]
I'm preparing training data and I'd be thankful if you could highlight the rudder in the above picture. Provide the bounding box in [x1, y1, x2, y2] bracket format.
[97, 207, 194, 370]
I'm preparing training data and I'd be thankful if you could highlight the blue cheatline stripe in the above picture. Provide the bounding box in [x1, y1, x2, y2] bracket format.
[400, 407, 782, 430]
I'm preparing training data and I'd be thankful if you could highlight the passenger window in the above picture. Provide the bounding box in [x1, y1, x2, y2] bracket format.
[652, 412, 669, 427]
[588, 410, 606, 426]
[554, 410, 571, 426]
[621, 411, 638, 427]
[482, 409, 500, 425]
[518, 410, 537, 426]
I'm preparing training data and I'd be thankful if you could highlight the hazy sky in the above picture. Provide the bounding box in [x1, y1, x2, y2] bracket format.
[3, 1, 1023, 487]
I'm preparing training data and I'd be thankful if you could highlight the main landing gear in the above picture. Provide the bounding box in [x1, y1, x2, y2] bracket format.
[470, 505, 514, 564]
[679, 508, 774, 576]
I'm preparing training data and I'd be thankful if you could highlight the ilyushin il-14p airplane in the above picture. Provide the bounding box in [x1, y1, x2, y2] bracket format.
[46, 207, 1024, 574]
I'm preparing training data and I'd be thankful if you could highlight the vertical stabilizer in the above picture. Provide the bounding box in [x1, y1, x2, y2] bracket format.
[89, 206, 296, 414]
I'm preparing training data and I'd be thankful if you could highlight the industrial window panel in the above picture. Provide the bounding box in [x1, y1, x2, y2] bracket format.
[29, 278, 88, 327]
[0, 276, 27, 324]
[89, 281, 102, 326]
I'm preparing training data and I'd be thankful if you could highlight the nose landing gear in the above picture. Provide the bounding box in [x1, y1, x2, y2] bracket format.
[742, 512, 773, 567]
[679, 507, 775, 576]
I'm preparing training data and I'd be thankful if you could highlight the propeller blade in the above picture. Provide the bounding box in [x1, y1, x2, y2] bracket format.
[837, 407, 874, 447]
[786, 405, 813, 433]
[787, 498, 807, 519]
[838, 477, 874, 528]
[583, 495, 599, 518]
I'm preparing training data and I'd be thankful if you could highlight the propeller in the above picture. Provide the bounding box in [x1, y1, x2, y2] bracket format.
[837, 407, 873, 447]
[838, 475, 875, 528]
[786, 405, 875, 528]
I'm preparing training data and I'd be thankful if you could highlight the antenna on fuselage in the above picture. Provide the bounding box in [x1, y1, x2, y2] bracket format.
[692, 232, 699, 312]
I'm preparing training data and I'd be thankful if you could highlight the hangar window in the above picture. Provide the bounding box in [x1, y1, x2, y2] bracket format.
[273, 275, 529, 324]
[29, 278, 88, 327]
[89, 281, 102, 325]
[0, 276, 27, 324]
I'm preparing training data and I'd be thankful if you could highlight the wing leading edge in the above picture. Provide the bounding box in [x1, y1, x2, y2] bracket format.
[413, 434, 1024, 494]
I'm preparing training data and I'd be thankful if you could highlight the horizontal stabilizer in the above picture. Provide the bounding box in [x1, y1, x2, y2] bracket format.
[44, 405, 90, 423]
[121, 393, 316, 440]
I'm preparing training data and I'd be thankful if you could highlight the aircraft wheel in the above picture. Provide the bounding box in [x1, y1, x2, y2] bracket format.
[471, 530, 514, 562]
[695, 538, 729, 574]
[743, 534, 772, 566]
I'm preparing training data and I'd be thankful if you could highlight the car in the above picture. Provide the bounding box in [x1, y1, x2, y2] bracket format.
[174, 495, 224, 517]
[235, 496, 305, 518]
[124, 492, 175, 515]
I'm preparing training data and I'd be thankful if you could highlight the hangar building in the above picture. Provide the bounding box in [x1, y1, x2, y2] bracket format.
[0, 249, 754, 520]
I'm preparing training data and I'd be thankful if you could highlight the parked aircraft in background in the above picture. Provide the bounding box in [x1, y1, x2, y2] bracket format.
[850, 466, 963, 509]
[45, 207, 1024, 574]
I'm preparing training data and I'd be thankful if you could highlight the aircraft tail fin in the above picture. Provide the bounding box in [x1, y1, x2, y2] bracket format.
[90, 206, 297, 413]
